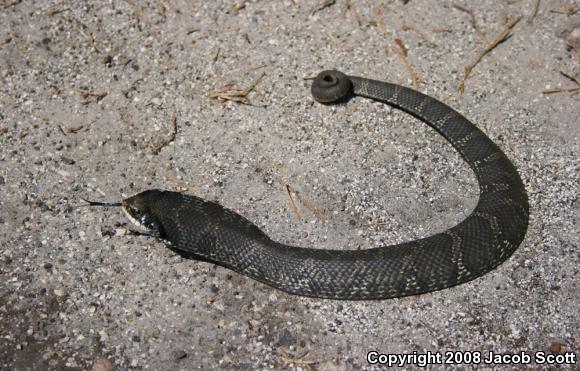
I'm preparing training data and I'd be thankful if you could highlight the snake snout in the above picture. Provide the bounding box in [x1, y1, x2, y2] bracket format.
[121, 190, 166, 236]
[311, 70, 353, 104]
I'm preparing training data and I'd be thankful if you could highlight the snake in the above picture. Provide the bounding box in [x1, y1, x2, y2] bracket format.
[118, 70, 529, 300]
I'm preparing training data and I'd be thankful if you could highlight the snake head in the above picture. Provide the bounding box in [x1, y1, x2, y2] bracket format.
[122, 190, 165, 237]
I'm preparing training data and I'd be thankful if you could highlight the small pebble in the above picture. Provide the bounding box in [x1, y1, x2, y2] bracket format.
[91, 358, 114, 371]
[103, 55, 113, 66]
[549, 340, 566, 353]
[89, 303, 98, 314]
[173, 350, 187, 360]
[115, 228, 127, 236]
[61, 157, 75, 165]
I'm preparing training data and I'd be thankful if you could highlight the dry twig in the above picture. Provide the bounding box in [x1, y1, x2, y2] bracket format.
[457, 15, 522, 94]
[527, 0, 541, 23]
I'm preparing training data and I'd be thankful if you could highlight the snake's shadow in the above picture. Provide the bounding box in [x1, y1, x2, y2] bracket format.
[320, 94, 355, 105]
[164, 243, 217, 264]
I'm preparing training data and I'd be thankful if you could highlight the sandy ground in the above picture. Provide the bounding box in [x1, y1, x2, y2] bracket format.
[1, 0, 578, 369]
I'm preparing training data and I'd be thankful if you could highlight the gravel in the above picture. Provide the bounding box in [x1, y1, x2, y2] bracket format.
[0, 0, 578, 369]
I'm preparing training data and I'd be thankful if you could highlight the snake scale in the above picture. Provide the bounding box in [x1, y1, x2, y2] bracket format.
[120, 70, 529, 300]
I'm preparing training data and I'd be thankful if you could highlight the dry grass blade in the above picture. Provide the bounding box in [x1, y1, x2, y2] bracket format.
[403, 23, 438, 48]
[66, 124, 84, 134]
[457, 15, 522, 94]
[346, 0, 363, 27]
[542, 87, 580, 94]
[77, 89, 107, 103]
[528, 0, 541, 23]
[325, 30, 342, 48]
[394, 38, 408, 57]
[284, 184, 301, 218]
[212, 47, 220, 62]
[41, 6, 70, 16]
[229, 0, 247, 14]
[453, 4, 490, 44]
[549, 5, 578, 15]
[208, 71, 265, 103]
[543, 71, 580, 94]
[393, 37, 420, 89]
[3, 0, 22, 9]
[372, 6, 391, 36]
[294, 190, 329, 220]
[185, 27, 200, 35]
[277, 347, 316, 371]
[14, 39, 31, 61]
[560, 70, 580, 86]
[310, 0, 336, 16]
[268, 155, 328, 220]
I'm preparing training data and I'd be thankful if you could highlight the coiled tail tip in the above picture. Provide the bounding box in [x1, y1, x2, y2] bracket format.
[311, 70, 353, 103]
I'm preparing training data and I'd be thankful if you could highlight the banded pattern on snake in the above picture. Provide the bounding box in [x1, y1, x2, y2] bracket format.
[120, 70, 529, 300]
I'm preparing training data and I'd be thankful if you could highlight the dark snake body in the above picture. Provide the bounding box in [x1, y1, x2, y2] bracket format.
[123, 71, 529, 300]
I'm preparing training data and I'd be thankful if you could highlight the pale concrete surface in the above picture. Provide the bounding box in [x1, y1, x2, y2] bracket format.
[0, 0, 578, 369]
